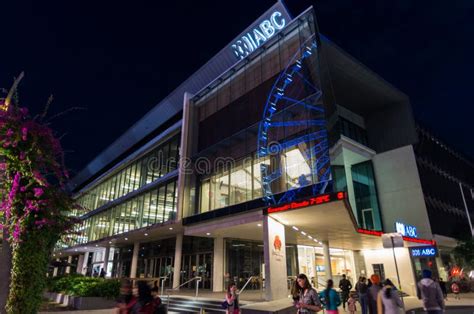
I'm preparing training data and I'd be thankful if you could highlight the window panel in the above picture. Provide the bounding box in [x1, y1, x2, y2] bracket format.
[142, 192, 152, 227]
[157, 185, 166, 224]
[200, 180, 210, 213]
[160, 143, 170, 178]
[165, 182, 176, 221]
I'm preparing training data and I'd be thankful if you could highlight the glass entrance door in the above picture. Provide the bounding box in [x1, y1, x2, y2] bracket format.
[181, 252, 213, 289]
[142, 256, 173, 288]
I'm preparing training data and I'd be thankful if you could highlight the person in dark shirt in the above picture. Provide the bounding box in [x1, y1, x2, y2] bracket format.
[355, 277, 368, 314]
[438, 278, 447, 300]
[339, 274, 353, 310]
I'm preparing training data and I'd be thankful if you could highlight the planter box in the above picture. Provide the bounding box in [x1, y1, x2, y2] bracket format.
[67, 296, 116, 310]
[44, 292, 116, 310]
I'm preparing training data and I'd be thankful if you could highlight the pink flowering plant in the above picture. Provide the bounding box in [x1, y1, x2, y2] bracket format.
[0, 75, 80, 313]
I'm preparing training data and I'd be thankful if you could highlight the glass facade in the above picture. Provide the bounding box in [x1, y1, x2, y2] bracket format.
[64, 179, 178, 247]
[351, 161, 382, 230]
[137, 238, 176, 285]
[225, 238, 298, 291]
[76, 135, 180, 213]
[180, 237, 214, 289]
[339, 117, 368, 147]
[198, 143, 321, 213]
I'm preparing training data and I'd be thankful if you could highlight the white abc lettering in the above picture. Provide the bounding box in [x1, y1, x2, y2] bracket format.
[395, 222, 405, 235]
[253, 28, 267, 46]
[231, 11, 287, 61]
[259, 20, 275, 38]
[271, 11, 286, 29]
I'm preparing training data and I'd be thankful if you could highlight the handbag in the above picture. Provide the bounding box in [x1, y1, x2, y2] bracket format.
[221, 300, 229, 309]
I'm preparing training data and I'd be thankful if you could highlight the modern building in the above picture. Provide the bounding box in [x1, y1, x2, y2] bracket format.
[53, 1, 473, 301]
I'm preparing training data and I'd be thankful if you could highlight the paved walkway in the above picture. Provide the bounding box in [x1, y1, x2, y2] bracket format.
[39, 292, 474, 313]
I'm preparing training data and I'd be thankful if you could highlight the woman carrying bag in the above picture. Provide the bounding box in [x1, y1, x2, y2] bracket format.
[223, 282, 240, 314]
[319, 279, 341, 314]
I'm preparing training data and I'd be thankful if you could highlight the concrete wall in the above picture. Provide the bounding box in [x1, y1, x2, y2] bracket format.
[362, 247, 416, 295]
[372, 145, 432, 239]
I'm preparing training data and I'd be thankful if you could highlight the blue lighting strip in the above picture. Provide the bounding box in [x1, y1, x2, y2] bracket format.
[257, 34, 331, 205]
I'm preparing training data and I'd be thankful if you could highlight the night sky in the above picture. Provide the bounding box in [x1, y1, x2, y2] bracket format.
[1, 0, 473, 176]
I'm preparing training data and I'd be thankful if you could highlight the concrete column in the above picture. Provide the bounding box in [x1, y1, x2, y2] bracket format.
[322, 241, 333, 281]
[352, 250, 367, 280]
[53, 258, 60, 277]
[81, 252, 89, 275]
[103, 247, 111, 277]
[130, 242, 140, 279]
[76, 254, 85, 274]
[212, 237, 224, 292]
[263, 216, 288, 301]
[65, 255, 73, 274]
[172, 233, 183, 289]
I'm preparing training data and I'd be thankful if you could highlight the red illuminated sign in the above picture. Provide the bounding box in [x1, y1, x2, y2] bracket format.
[267, 192, 347, 214]
[357, 228, 383, 236]
[357, 228, 436, 245]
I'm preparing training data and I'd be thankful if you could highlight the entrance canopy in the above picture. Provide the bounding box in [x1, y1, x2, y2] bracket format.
[185, 191, 434, 251]
[267, 196, 383, 250]
[184, 193, 383, 250]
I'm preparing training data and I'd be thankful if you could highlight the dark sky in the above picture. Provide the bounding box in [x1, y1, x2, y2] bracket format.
[1, 0, 473, 176]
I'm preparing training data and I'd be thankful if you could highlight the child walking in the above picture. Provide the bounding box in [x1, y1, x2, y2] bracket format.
[347, 292, 357, 314]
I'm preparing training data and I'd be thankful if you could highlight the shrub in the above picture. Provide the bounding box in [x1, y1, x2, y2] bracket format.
[46, 275, 120, 299]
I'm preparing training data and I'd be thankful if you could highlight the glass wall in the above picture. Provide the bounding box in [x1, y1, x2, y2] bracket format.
[75, 135, 180, 213]
[225, 239, 298, 291]
[198, 143, 321, 213]
[136, 238, 176, 283]
[65, 179, 178, 247]
[339, 117, 368, 147]
[351, 161, 382, 230]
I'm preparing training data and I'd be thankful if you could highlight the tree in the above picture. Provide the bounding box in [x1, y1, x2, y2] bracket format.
[0, 74, 78, 313]
[453, 238, 474, 269]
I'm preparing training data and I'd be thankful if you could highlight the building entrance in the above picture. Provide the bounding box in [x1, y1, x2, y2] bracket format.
[181, 252, 213, 289]
[141, 256, 174, 287]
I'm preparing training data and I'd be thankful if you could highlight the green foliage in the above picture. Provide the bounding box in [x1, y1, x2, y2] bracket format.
[6, 229, 58, 314]
[47, 275, 120, 299]
[1, 79, 79, 313]
[453, 238, 474, 268]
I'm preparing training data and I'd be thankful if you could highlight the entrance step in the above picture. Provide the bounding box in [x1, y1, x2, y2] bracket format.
[162, 296, 243, 314]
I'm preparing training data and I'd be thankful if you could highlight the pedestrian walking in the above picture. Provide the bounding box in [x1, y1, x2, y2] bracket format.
[319, 279, 341, 314]
[451, 281, 460, 300]
[99, 268, 106, 278]
[416, 269, 445, 314]
[224, 282, 240, 314]
[116, 280, 136, 314]
[294, 273, 322, 313]
[437, 278, 447, 300]
[376, 279, 403, 314]
[347, 292, 357, 314]
[367, 274, 382, 314]
[130, 281, 161, 314]
[356, 276, 369, 314]
[338, 274, 352, 310]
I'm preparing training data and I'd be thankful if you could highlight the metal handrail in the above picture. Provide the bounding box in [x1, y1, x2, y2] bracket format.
[165, 276, 202, 313]
[160, 276, 168, 297]
[238, 276, 256, 295]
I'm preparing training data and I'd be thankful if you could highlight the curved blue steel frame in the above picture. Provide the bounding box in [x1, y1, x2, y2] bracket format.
[257, 34, 331, 205]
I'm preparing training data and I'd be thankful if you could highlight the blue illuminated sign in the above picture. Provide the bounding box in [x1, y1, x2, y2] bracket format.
[411, 246, 438, 258]
[395, 221, 418, 238]
[232, 11, 287, 60]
